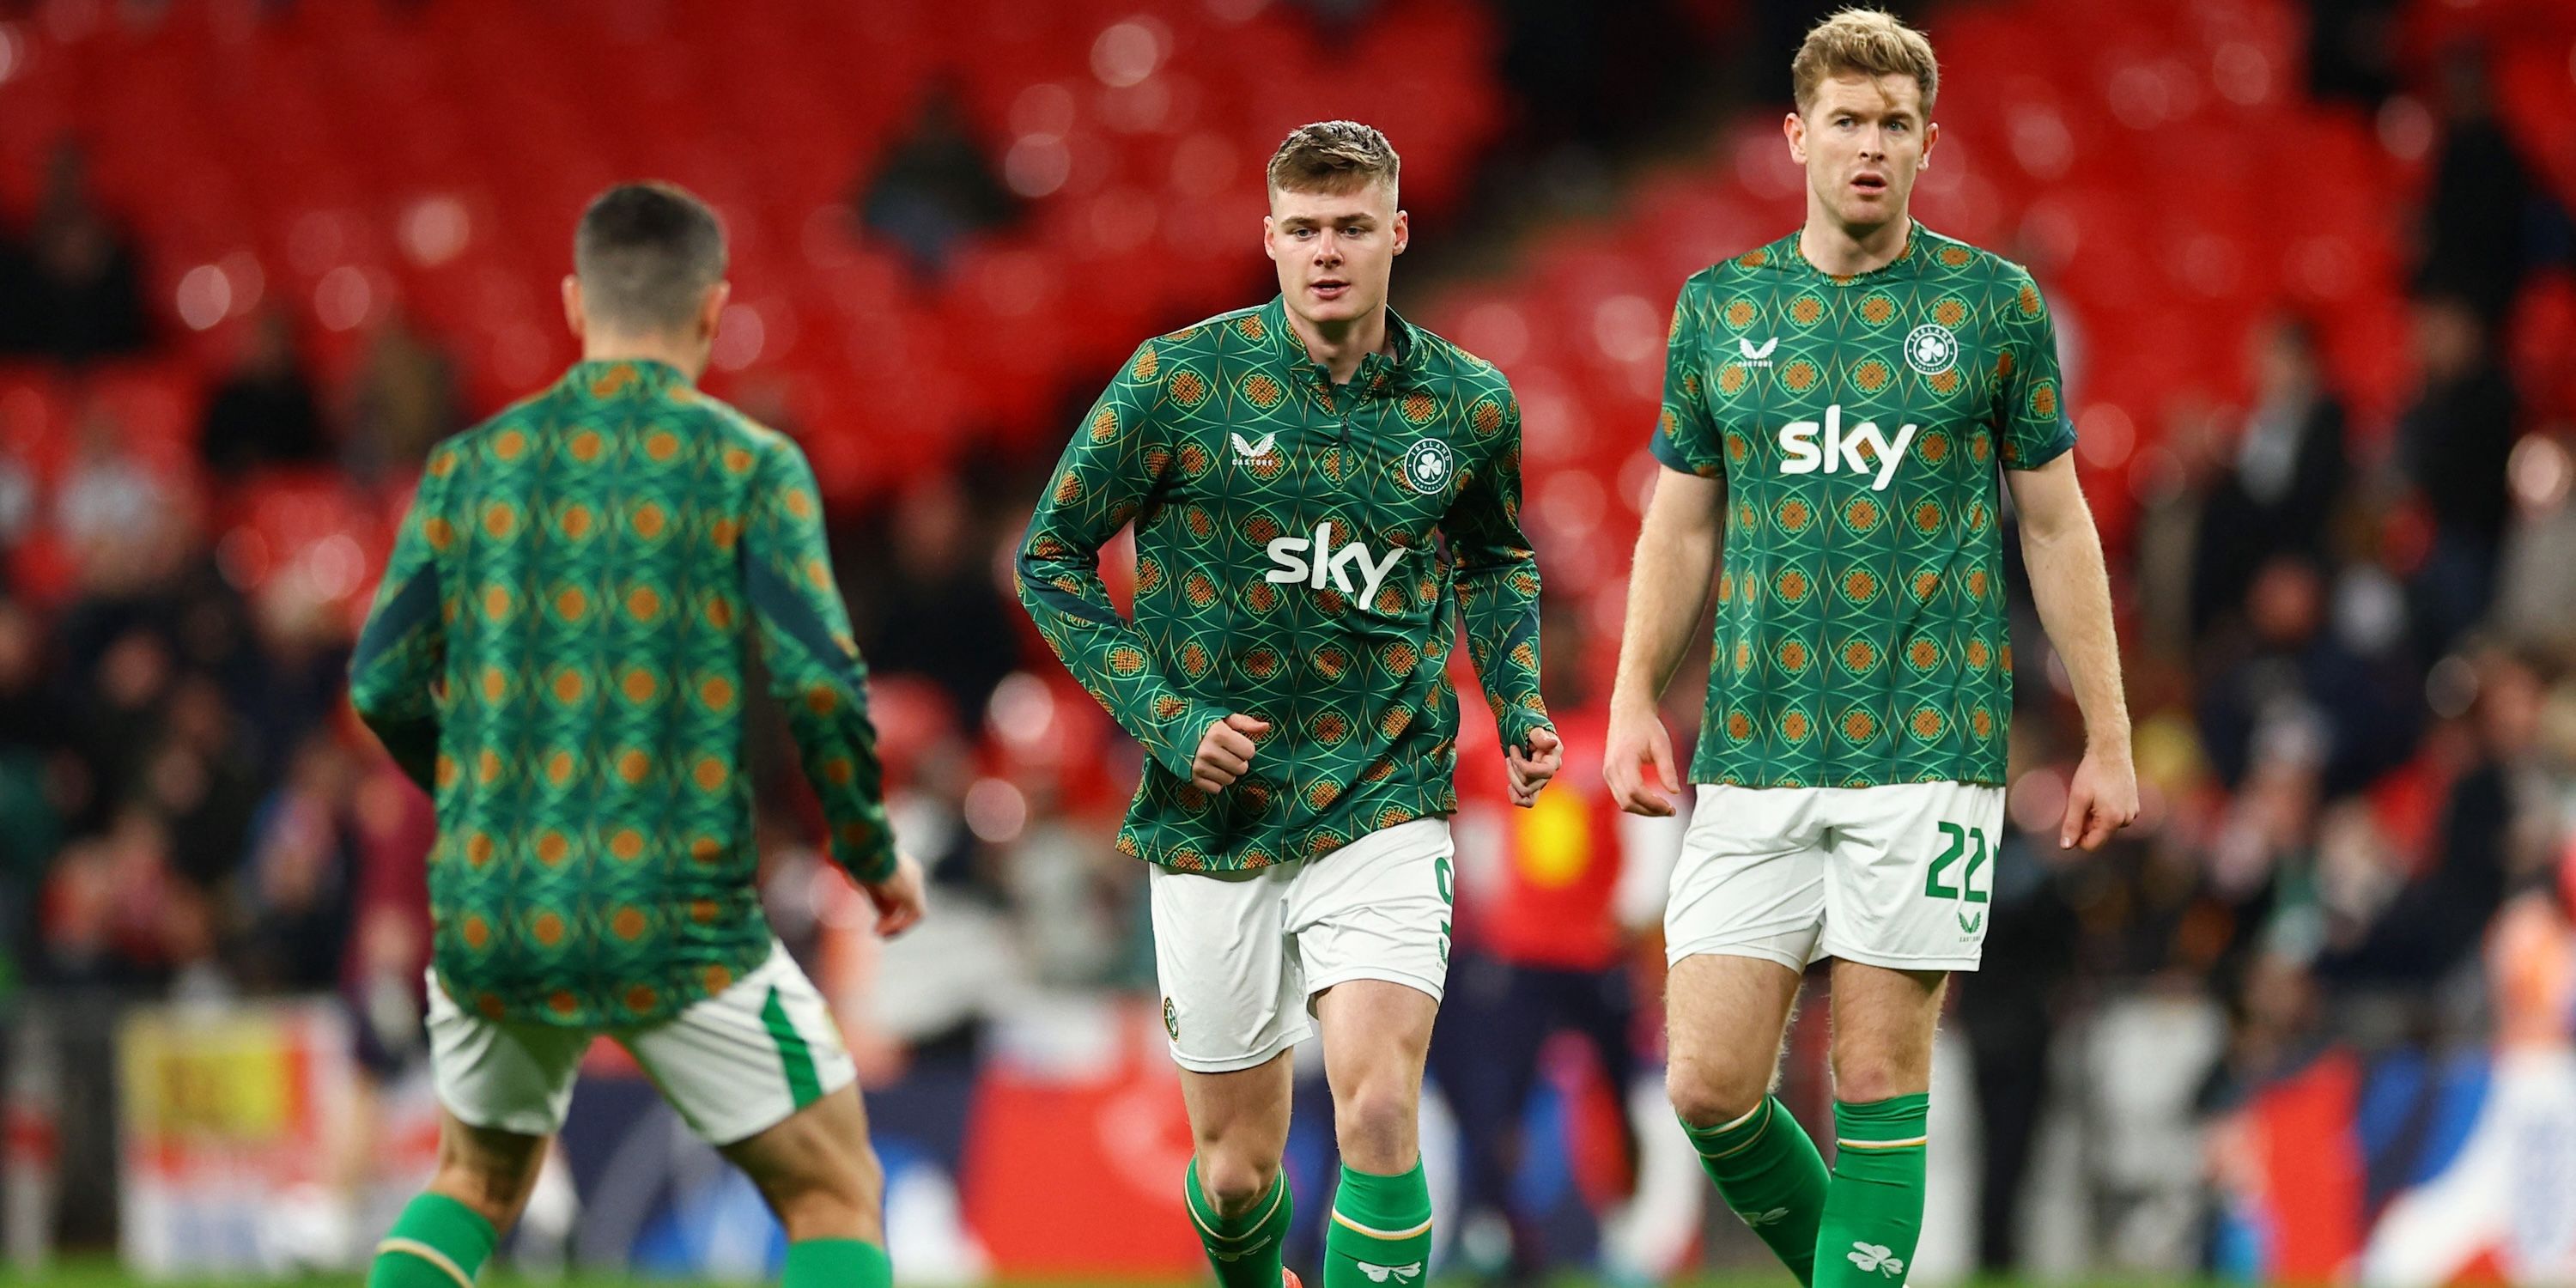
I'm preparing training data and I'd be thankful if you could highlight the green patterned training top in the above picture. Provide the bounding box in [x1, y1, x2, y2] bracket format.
[349, 359, 896, 1029]
[1652, 223, 2075, 790]
[1019, 297, 1550, 872]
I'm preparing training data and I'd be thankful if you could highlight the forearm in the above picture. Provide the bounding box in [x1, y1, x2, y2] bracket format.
[788, 702, 898, 883]
[1456, 552, 1549, 748]
[1016, 569, 1212, 776]
[1609, 513, 1719, 716]
[2020, 509, 2129, 750]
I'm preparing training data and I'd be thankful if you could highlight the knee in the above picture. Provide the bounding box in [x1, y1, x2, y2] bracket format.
[1666, 1060, 1767, 1130]
[1195, 1149, 1282, 1218]
[1332, 1081, 1419, 1170]
[764, 1147, 884, 1242]
[1830, 1044, 1929, 1104]
[429, 1156, 535, 1236]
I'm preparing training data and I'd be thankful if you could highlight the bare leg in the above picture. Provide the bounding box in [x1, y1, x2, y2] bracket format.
[1664, 953, 1804, 1127]
[1312, 980, 1438, 1173]
[1179, 1049, 1297, 1216]
[719, 1084, 888, 1244]
[424, 1109, 549, 1234]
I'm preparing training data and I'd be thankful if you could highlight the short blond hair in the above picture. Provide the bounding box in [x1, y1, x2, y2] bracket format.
[1266, 120, 1400, 197]
[1792, 8, 1939, 115]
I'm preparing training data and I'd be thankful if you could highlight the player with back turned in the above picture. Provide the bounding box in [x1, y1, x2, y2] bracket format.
[1604, 11, 2138, 1287]
[349, 183, 926, 1288]
[1018, 121, 1561, 1288]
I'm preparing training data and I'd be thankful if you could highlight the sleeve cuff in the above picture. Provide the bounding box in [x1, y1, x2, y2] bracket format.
[2004, 421, 2077, 471]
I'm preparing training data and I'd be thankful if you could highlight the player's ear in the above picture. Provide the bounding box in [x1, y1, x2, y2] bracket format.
[562, 275, 586, 341]
[1921, 119, 1940, 167]
[1783, 111, 1807, 164]
[698, 281, 731, 340]
[1391, 209, 1409, 256]
[1261, 213, 1279, 262]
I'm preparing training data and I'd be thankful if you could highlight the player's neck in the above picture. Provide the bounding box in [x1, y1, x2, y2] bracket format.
[1798, 210, 1911, 276]
[1285, 304, 1388, 386]
[580, 333, 707, 383]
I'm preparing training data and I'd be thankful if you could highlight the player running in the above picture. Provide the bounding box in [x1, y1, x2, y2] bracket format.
[1603, 11, 2136, 1287]
[1018, 121, 1560, 1288]
[349, 183, 925, 1288]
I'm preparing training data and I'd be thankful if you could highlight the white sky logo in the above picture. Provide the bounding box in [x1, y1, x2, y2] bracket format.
[1267, 521, 1405, 607]
[1778, 404, 1917, 491]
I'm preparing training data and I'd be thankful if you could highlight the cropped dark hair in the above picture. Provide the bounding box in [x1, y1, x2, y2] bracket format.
[573, 182, 727, 335]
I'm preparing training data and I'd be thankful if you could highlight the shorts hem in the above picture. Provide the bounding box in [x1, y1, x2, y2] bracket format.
[428, 1084, 565, 1139]
[1818, 945, 1983, 973]
[1667, 941, 1813, 972]
[696, 1061, 860, 1147]
[1303, 965, 1447, 1010]
[1170, 1024, 1310, 1075]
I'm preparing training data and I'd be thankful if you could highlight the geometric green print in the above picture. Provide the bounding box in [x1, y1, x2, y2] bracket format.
[1018, 297, 1550, 872]
[350, 359, 896, 1029]
[1651, 222, 2075, 790]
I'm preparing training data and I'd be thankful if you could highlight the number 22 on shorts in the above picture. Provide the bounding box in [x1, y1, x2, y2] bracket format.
[1924, 822, 1990, 932]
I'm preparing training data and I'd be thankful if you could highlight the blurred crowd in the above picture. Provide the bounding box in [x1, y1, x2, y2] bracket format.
[2, 0, 2574, 1276]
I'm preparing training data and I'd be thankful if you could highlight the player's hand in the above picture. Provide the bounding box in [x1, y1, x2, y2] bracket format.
[1191, 713, 1271, 793]
[860, 853, 928, 938]
[1505, 726, 1563, 808]
[1604, 703, 1680, 817]
[2059, 744, 2139, 851]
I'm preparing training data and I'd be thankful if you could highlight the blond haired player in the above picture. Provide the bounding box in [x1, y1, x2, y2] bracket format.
[1018, 122, 1558, 1288]
[1604, 12, 2136, 1285]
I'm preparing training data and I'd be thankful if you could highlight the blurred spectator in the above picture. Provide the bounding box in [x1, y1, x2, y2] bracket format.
[340, 307, 460, 483]
[1435, 623, 1667, 1280]
[2190, 319, 2350, 645]
[232, 731, 359, 993]
[2413, 46, 2551, 328]
[851, 477, 1022, 716]
[56, 399, 172, 560]
[0, 215, 38, 353]
[2302, 0, 2401, 110]
[16, 142, 150, 364]
[199, 311, 330, 479]
[2490, 433, 2576, 642]
[2316, 646, 2541, 992]
[2392, 296, 2518, 653]
[2129, 394, 2227, 661]
[2196, 556, 2416, 796]
[859, 89, 1018, 279]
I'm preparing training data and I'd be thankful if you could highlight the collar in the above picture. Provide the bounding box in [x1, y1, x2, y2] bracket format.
[1261, 295, 1419, 396]
[1788, 219, 1927, 285]
[562, 358, 690, 401]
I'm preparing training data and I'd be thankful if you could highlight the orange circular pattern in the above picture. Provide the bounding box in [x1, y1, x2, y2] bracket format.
[532, 912, 564, 946]
[693, 756, 727, 793]
[611, 908, 647, 940]
[611, 829, 645, 861]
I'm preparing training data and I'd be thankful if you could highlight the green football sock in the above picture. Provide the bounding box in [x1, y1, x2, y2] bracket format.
[1813, 1095, 1930, 1288]
[782, 1237, 892, 1288]
[1680, 1096, 1829, 1285]
[1185, 1157, 1294, 1288]
[1323, 1159, 1431, 1288]
[368, 1192, 497, 1288]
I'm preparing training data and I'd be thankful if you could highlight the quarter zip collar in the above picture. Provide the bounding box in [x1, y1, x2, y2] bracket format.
[1261, 295, 1419, 398]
